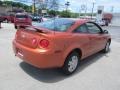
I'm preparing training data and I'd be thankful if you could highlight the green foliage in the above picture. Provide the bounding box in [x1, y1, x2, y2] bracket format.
[71, 13, 79, 18]
[0, 1, 96, 17]
[79, 13, 96, 16]
[0, 1, 32, 12]
[60, 10, 71, 18]
[48, 10, 60, 16]
[0, 1, 3, 5]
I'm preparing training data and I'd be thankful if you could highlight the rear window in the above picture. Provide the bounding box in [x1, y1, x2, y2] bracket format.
[16, 15, 28, 18]
[33, 18, 75, 32]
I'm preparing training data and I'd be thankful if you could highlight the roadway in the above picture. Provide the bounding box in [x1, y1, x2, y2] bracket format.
[0, 23, 120, 90]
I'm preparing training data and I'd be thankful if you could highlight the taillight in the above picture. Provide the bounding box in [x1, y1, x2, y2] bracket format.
[32, 38, 37, 45]
[39, 39, 49, 48]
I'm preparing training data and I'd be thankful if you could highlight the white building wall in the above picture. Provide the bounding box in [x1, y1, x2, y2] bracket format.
[0, 6, 12, 14]
[111, 13, 120, 26]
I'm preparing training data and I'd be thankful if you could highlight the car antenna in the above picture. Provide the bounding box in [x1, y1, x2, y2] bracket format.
[53, 4, 56, 35]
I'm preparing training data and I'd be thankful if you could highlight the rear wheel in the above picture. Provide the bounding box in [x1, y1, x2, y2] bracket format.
[62, 52, 80, 75]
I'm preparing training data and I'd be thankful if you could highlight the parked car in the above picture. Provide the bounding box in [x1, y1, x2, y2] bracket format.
[0, 13, 10, 22]
[0, 14, 4, 22]
[9, 14, 15, 23]
[12, 18, 111, 75]
[14, 13, 32, 29]
[0, 13, 15, 23]
[31, 14, 52, 22]
[42, 15, 52, 22]
[31, 15, 40, 21]
[96, 20, 106, 26]
[103, 13, 113, 26]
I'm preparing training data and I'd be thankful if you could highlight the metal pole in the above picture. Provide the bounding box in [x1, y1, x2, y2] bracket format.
[85, 5, 87, 18]
[33, 0, 36, 15]
[65, 1, 70, 12]
[111, 6, 114, 13]
[91, 2, 95, 19]
[79, 8, 81, 18]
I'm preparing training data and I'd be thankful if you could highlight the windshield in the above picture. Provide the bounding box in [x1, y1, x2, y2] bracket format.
[16, 15, 28, 18]
[33, 18, 75, 32]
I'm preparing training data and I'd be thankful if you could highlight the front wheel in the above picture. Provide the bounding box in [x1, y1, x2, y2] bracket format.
[15, 26, 17, 29]
[62, 52, 80, 75]
[103, 41, 110, 53]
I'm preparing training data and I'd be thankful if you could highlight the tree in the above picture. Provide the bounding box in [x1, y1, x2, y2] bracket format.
[48, 10, 60, 16]
[37, 0, 59, 13]
[0, 1, 3, 5]
[0, 1, 32, 12]
[60, 10, 71, 18]
[47, 0, 59, 10]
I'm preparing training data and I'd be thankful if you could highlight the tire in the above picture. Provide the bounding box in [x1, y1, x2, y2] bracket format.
[15, 26, 17, 29]
[105, 21, 109, 26]
[103, 41, 110, 53]
[6, 19, 9, 23]
[62, 52, 80, 75]
[106, 23, 108, 26]
[5, 19, 9, 23]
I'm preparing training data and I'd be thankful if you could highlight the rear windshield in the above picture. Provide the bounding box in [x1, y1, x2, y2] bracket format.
[33, 18, 75, 32]
[16, 15, 28, 18]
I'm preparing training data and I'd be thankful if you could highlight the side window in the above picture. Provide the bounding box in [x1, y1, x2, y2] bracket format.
[86, 22, 101, 34]
[74, 24, 88, 33]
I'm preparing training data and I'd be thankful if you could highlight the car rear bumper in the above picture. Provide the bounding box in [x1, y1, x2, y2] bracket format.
[12, 40, 64, 69]
[14, 22, 31, 27]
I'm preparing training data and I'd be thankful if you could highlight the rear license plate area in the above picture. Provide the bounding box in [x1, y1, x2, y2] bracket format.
[16, 48, 24, 57]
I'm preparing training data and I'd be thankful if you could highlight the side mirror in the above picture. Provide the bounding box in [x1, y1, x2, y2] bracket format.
[103, 30, 109, 34]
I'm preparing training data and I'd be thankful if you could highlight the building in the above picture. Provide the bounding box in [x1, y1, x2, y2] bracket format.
[111, 13, 120, 26]
[0, 6, 25, 15]
[0, 6, 12, 14]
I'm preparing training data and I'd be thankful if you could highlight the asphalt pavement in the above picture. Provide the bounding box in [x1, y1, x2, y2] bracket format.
[0, 23, 120, 90]
[103, 26, 120, 42]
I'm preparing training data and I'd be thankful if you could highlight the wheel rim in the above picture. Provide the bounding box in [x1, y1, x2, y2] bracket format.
[105, 42, 110, 52]
[68, 56, 78, 72]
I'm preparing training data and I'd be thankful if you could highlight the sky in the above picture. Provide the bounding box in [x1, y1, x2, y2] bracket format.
[5, 0, 120, 13]
[61, 0, 120, 13]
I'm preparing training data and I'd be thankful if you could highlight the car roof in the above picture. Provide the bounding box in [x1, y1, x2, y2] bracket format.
[50, 18, 89, 32]
[59, 18, 89, 25]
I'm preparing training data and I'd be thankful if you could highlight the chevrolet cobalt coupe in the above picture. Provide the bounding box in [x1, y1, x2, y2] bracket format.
[13, 18, 111, 75]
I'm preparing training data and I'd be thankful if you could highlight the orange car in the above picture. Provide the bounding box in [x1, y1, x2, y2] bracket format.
[13, 18, 111, 75]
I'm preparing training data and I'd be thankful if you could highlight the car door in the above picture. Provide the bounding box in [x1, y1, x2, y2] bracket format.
[86, 22, 107, 53]
[73, 24, 92, 58]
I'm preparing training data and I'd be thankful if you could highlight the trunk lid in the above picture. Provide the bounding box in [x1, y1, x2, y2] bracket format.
[15, 18, 28, 23]
[16, 30, 38, 48]
[15, 27, 53, 49]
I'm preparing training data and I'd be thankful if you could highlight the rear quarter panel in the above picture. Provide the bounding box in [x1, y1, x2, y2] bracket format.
[52, 32, 90, 66]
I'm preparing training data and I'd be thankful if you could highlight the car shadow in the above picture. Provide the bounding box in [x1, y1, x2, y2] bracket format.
[20, 50, 111, 83]
[76, 50, 111, 74]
